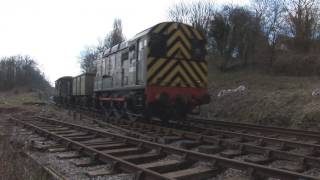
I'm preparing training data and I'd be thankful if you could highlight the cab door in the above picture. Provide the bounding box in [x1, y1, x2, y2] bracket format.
[128, 43, 137, 86]
[137, 38, 148, 86]
[129, 39, 146, 86]
[121, 50, 129, 86]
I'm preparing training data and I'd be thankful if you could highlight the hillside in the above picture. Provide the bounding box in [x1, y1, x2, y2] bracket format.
[203, 64, 320, 131]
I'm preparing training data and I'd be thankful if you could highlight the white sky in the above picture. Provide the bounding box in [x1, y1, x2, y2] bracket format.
[0, 0, 249, 84]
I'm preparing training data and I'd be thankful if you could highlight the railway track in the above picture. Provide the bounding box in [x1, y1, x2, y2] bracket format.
[72, 106, 320, 142]
[93, 117, 320, 179]
[188, 116, 320, 141]
[10, 115, 320, 180]
[63, 108, 320, 160]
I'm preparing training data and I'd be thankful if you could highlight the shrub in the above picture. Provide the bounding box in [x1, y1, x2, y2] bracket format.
[273, 53, 320, 76]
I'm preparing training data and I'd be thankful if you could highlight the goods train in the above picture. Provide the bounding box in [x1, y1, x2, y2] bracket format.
[54, 22, 210, 122]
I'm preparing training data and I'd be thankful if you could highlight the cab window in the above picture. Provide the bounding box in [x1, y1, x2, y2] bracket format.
[149, 34, 167, 57]
[121, 51, 129, 61]
[191, 39, 206, 60]
[129, 45, 136, 63]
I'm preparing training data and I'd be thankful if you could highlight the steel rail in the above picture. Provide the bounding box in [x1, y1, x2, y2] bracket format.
[27, 116, 320, 180]
[65, 108, 320, 158]
[117, 120, 320, 169]
[11, 117, 171, 180]
[115, 116, 320, 151]
[62, 106, 320, 141]
[189, 116, 320, 140]
[192, 124, 320, 150]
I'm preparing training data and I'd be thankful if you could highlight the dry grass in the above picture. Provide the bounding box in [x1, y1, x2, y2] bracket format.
[0, 121, 50, 180]
[0, 88, 48, 109]
[204, 65, 320, 130]
[273, 53, 320, 76]
[0, 91, 52, 180]
[0, 89, 58, 180]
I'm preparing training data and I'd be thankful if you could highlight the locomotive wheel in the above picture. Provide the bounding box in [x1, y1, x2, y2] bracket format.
[123, 101, 139, 122]
[157, 93, 171, 126]
[174, 95, 189, 126]
[143, 105, 152, 123]
[100, 101, 112, 122]
[109, 101, 122, 121]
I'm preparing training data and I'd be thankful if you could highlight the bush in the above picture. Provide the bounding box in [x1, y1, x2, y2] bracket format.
[273, 53, 320, 76]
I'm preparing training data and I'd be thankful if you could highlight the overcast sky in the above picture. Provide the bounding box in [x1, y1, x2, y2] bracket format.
[0, 0, 248, 84]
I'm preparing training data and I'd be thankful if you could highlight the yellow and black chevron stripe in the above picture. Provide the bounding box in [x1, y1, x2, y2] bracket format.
[147, 57, 207, 88]
[147, 22, 207, 88]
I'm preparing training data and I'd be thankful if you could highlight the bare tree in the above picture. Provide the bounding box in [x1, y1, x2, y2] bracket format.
[168, 1, 215, 35]
[0, 55, 50, 91]
[209, 6, 262, 70]
[168, 1, 190, 24]
[252, 0, 286, 65]
[79, 46, 98, 73]
[284, 0, 320, 51]
[210, 12, 230, 56]
[79, 18, 126, 73]
[103, 18, 126, 50]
